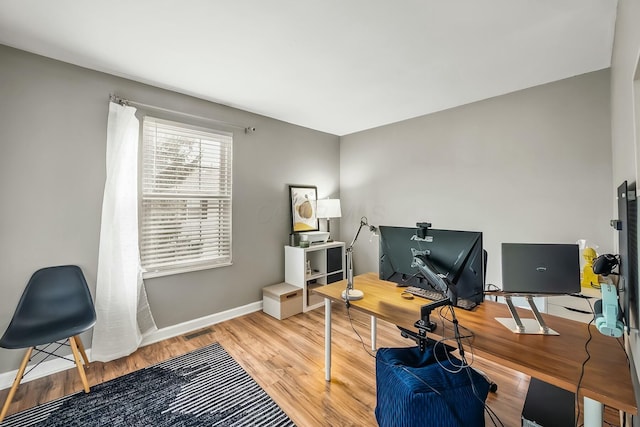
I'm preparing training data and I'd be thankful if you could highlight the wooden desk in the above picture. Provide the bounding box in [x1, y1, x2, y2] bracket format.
[314, 273, 636, 427]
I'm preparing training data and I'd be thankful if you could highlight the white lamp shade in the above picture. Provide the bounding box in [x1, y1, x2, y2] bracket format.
[316, 199, 342, 219]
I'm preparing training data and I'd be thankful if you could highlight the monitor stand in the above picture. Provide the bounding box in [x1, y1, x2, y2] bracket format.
[495, 295, 559, 335]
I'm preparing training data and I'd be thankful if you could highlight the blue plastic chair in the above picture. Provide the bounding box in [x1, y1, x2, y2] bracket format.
[0, 265, 97, 422]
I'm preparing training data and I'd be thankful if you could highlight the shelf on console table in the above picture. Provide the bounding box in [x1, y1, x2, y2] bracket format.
[285, 241, 345, 312]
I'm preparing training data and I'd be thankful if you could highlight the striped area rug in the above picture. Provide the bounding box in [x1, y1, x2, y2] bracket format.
[2, 343, 295, 426]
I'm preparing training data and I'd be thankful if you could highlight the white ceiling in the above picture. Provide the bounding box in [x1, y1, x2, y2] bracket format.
[0, 0, 617, 136]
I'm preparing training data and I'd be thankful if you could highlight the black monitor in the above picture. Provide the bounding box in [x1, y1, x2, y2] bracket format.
[501, 243, 580, 295]
[378, 225, 484, 309]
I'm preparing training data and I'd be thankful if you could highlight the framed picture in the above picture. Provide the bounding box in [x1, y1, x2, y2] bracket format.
[289, 185, 319, 233]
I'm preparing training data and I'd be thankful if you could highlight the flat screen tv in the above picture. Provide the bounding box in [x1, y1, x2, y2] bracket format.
[616, 180, 637, 332]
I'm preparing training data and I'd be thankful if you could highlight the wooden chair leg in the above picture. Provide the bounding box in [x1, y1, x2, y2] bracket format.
[0, 347, 33, 423]
[73, 335, 90, 368]
[69, 336, 90, 393]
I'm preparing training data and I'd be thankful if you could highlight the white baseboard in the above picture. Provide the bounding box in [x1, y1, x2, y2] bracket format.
[140, 300, 262, 347]
[0, 300, 263, 390]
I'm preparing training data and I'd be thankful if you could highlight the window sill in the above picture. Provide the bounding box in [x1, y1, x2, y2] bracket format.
[142, 261, 232, 279]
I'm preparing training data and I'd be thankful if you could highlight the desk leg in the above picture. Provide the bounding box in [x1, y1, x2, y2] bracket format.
[583, 397, 603, 427]
[371, 316, 377, 351]
[324, 298, 332, 382]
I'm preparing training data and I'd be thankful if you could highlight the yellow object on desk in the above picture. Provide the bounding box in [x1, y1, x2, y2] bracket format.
[581, 247, 601, 288]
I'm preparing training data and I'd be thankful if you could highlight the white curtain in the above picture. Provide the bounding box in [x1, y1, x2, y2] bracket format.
[91, 101, 157, 362]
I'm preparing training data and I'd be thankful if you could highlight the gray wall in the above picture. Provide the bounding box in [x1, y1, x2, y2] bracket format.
[339, 70, 614, 289]
[611, 0, 640, 413]
[0, 45, 340, 374]
[611, 0, 640, 185]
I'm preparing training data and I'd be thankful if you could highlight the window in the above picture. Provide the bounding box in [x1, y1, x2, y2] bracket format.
[140, 117, 232, 277]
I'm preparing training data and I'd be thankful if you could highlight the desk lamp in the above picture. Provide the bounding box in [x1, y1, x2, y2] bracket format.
[316, 199, 341, 242]
[343, 216, 377, 301]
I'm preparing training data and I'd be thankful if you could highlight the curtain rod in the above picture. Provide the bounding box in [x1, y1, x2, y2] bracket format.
[109, 94, 256, 134]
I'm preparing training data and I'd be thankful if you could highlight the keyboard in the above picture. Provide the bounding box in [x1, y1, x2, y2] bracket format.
[404, 286, 478, 310]
[404, 286, 447, 301]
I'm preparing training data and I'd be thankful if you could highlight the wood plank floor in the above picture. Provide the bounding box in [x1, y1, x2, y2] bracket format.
[0, 303, 622, 426]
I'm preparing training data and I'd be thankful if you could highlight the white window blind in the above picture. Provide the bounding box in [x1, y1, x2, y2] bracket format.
[141, 117, 232, 277]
